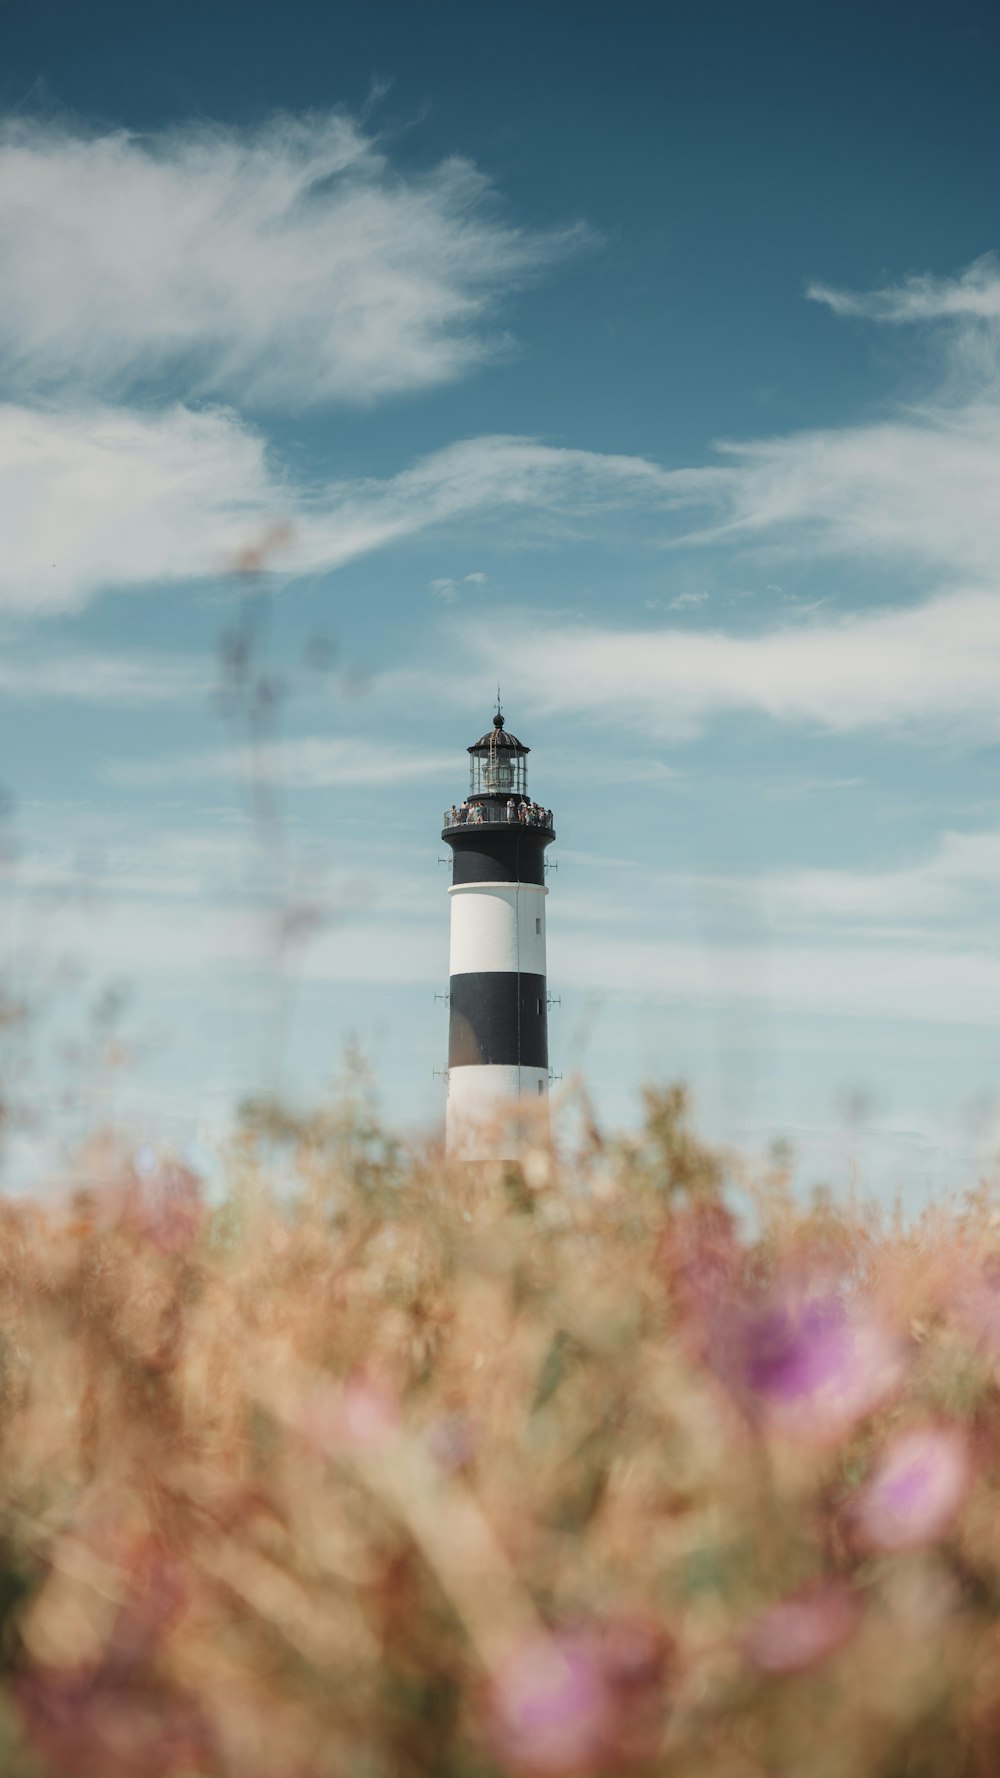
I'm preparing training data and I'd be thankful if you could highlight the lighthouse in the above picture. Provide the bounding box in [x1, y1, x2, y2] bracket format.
[442, 710, 555, 1160]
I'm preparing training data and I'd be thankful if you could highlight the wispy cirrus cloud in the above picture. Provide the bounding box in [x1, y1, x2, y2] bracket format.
[617, 829, 1000, 937]
[15, 370, 1000, 709]
[108, 736, 457, 790]
[808, 254, 1000, 323]
[549, 931, 1000, 1027]
[289, 433, 674, 562]
[455, 587, 1000, 740]
[10, 128, 1000, 784]
[661, 401, 1000, 578]
[0, 642, 208, 702]
[755, 828, 1000, 930]
[0, 415, 673, 613]
[0, 114, 582, 408]
[15, 393, 1000, 617]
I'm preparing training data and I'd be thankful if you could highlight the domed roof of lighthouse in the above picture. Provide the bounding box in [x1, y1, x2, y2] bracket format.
[468, 711, 530, 755]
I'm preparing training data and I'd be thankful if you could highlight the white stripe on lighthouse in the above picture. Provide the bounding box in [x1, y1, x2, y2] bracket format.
[447, 881, 547, 976]
[446, 1064, 549, 1159]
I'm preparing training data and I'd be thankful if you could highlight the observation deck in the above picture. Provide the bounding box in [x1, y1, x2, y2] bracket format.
[442, 805, 555, 839]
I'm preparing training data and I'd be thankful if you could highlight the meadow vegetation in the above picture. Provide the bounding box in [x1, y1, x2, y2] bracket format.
[0, 1080, 998, 1776]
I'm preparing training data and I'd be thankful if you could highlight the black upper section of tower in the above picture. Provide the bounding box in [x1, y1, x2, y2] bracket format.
[442, 708, 554, 881]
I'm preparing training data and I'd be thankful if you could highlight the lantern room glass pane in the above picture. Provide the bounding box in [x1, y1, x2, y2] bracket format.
[470, 751, 527, 797]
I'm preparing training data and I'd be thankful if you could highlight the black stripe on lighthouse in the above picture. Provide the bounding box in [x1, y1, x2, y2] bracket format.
[449, 829, 548, 886]
[448, 972, 549, 1069]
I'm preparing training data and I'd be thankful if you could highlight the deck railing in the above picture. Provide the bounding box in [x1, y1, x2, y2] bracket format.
[443, 805, 554, 832]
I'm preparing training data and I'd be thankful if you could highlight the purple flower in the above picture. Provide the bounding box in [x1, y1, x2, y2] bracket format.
[723, 1282, 903, 1445]
[744, 1581, 862, 1675]
[852, 1425, 970, 1551]
[489, 1619, 674, 1775]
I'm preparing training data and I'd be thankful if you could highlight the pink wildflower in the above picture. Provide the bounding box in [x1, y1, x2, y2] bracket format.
[744, 1580, 862, 1675]
[852, 1424, 970, 1552]
[489, 1618, 673, 1776]
[300, 1372, 401, 1456]
[489, 1634, 612, 1776]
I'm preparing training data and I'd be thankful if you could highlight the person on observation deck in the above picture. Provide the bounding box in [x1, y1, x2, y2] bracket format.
[506, 797, 516, 822]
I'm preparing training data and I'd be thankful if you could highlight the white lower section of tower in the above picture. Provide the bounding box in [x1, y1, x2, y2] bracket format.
[448, 880, 547, 974]
[446, 1064, 549, 1161]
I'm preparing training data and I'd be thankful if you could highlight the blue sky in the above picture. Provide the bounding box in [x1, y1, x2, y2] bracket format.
[5, 0, 1000, 1201]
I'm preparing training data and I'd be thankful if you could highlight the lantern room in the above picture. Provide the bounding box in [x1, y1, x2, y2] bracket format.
[468, 712, 529, 799]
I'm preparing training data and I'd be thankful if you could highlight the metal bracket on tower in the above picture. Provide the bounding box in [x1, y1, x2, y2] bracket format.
[433, 1068, 450, 1080]
[547, 993, 561, 1010]
[438, 856, 450, 867]
[548, 1071, 564, 1085]
[434, 991, 450, 1005]
[544, 857, 558, 874]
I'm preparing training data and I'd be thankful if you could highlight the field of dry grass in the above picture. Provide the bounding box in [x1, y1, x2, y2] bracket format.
[0, 1082, 998, 1776]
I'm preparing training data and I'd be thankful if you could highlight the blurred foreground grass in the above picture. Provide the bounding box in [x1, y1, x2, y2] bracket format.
[0, 1083, 999, 1776]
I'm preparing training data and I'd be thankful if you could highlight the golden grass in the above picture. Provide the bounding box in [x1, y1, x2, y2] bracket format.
[0, 1083, 998, 1776]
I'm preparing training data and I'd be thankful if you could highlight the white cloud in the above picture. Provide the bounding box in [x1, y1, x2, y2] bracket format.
[651, 829, 1000, 936]
[456, 587, 1000, 739]
[549, 931, 1000, 1028]
[0, 114, 580, 408]
[295, 433, 673, 565]
[0, 643, 208, 702]
[548, 823, 1000, 960]
[9, 884, 446, 986]
[808, 255, 1000, 324]
[0, 403, 280, 613]
[663, 401, 1000, 580]
[757, 829, 1000, 928]
[543, 750, 684, 788]
[13, 821, 251, 901]
[14, 238, 1000, 622]
[0, 415, 674, 613]
[427, 570, 486, 602]
[667, 590, 709, 609]
[109, 736, 456, 790]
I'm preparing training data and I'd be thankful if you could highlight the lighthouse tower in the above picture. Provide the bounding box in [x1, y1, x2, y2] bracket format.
[442, 710, 555, 1160]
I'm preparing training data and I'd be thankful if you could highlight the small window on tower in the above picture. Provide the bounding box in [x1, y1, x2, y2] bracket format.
[536, 998, 542, 1015]
[535, 916, 541, 935]
[538, 1080, 544, 1096]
